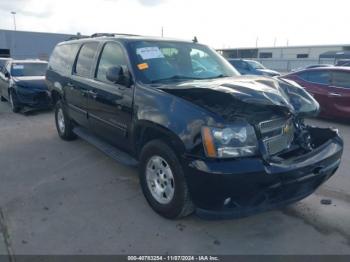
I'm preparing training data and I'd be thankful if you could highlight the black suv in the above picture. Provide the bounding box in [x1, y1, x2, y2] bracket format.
[46, 34, 343, 219]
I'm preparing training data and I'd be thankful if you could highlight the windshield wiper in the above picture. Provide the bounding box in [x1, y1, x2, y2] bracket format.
[151, 75, 202, 83]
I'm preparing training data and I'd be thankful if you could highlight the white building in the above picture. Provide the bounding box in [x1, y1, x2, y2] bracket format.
[218, 44, 350, 72]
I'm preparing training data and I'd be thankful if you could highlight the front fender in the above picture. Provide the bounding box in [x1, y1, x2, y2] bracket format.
[133, 84, 220, 155]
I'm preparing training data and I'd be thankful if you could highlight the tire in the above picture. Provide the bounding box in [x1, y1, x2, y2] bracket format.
[55, 100, 76, 141]
[139, 140, 194, 219]
[9, 91, 20, 113]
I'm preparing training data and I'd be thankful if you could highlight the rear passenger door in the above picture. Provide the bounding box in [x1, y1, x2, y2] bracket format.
[329, 70, 350, 116]
[87, 41, 133, 151]
[68, 42, 99, 127]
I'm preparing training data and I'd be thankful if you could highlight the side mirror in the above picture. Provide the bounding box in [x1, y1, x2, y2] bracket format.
[106, 66, 131, 87]
[4, 72, 10, 78]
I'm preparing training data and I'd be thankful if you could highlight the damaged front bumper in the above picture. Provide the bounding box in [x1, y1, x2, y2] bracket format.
[15, 87, 52, 109]
[185, 127, 343, 219]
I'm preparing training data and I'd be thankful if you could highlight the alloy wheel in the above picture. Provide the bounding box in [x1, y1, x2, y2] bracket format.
[146, 156, 175, 204]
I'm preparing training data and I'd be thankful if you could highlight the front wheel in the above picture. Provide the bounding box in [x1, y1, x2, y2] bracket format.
[55, 100, 76, 140]
[139, 140, 194, 219]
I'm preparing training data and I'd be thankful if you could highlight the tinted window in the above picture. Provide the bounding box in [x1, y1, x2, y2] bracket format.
[259, 52, 272, 59]
[49, 44, 80, 74]
[297, 54, 308, 59]
[11, 63, 48, 77]
[96, 43, 127, 83]
[75, 42, 99, 78]
[298, 70, 331, 85]
[229, 60, 249, 70]
[246, 60, 265, 69]
[332, 71, 350, 88]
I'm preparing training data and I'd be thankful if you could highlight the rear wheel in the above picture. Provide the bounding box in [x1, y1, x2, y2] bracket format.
[9, 91, 20, 113]
[55, 100, 76, 140]
[139, 140, 194, 219]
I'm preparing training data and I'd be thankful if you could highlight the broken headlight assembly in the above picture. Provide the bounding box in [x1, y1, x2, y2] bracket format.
[202, 121, 258, 158]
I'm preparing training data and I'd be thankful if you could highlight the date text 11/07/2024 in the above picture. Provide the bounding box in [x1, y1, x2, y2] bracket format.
[127, 255, 220, 261]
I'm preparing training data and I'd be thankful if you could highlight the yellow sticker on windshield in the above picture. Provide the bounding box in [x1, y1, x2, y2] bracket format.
[137, 63, 149, 70]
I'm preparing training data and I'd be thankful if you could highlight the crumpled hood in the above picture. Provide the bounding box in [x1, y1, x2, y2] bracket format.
[158, 76, 319, 121]
[13, 76, 48, 90]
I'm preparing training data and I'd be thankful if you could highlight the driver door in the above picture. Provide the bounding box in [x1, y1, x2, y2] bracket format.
[87, 42, 133, 151]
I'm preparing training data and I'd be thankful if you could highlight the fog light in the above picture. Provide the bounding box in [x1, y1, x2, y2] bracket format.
[224, 197, 231, 206]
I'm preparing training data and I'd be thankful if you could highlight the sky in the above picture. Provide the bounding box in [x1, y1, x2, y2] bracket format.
[0, 0, 349, 49]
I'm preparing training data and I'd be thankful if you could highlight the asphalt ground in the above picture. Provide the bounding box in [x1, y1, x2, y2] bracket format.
[0, 101, 349, 256]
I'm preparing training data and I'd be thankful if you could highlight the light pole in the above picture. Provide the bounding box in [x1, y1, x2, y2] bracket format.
[11, 11, 17, 31]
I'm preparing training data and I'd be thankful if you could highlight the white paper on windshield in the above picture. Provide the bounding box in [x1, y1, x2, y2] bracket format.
[13, 64, 24, 69]
[136, 47, 164, 60]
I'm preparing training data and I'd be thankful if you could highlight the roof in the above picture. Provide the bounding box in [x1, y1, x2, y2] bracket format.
[59, 34, 197, 45]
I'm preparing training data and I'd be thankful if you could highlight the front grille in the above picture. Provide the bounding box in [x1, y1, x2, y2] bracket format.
[258, 117, 294, 155]
[34, 92, 50, 105]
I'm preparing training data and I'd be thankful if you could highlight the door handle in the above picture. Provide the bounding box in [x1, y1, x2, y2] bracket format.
[87, 90, 98, 99]
[329, 92, 342, 97]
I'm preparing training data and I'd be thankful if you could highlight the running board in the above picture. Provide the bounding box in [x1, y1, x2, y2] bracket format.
[73, 127, 139, 167]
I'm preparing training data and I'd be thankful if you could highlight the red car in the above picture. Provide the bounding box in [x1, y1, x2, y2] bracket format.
[283, 67, 350, 120]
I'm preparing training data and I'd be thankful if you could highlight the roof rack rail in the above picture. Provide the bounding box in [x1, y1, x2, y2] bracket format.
[90, 33, 141, 38]
[66, 35, 87, 41]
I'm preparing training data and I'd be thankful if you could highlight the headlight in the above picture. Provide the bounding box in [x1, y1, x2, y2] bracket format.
[202, 121, 258, 158]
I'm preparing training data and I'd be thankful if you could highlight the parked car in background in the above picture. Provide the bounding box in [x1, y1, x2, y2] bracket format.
[335, 59, 350, 66]
[283, 67, 350, 120]
[46, 34, 343, 219]
[305, 64, 334, 69]
[291, 64, 334, 72]
[0, 57, 11, 71]
[0, 59, 51, 112]
[227, 59, 280, 76]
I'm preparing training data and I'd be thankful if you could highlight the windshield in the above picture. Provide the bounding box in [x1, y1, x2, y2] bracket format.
[11, 63, 48, 77]
[128, 41, 239, 83]
[246, 60, 265, 70]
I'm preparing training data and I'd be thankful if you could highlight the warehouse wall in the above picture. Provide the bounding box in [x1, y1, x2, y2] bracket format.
[0, 29, 74, 60]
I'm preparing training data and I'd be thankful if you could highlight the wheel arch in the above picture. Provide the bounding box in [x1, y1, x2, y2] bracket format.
[133, 120, 186, 160]
[51, 89, 62, 105]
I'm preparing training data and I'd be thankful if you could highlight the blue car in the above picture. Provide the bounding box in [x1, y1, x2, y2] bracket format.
[228, 59, 280, 77]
